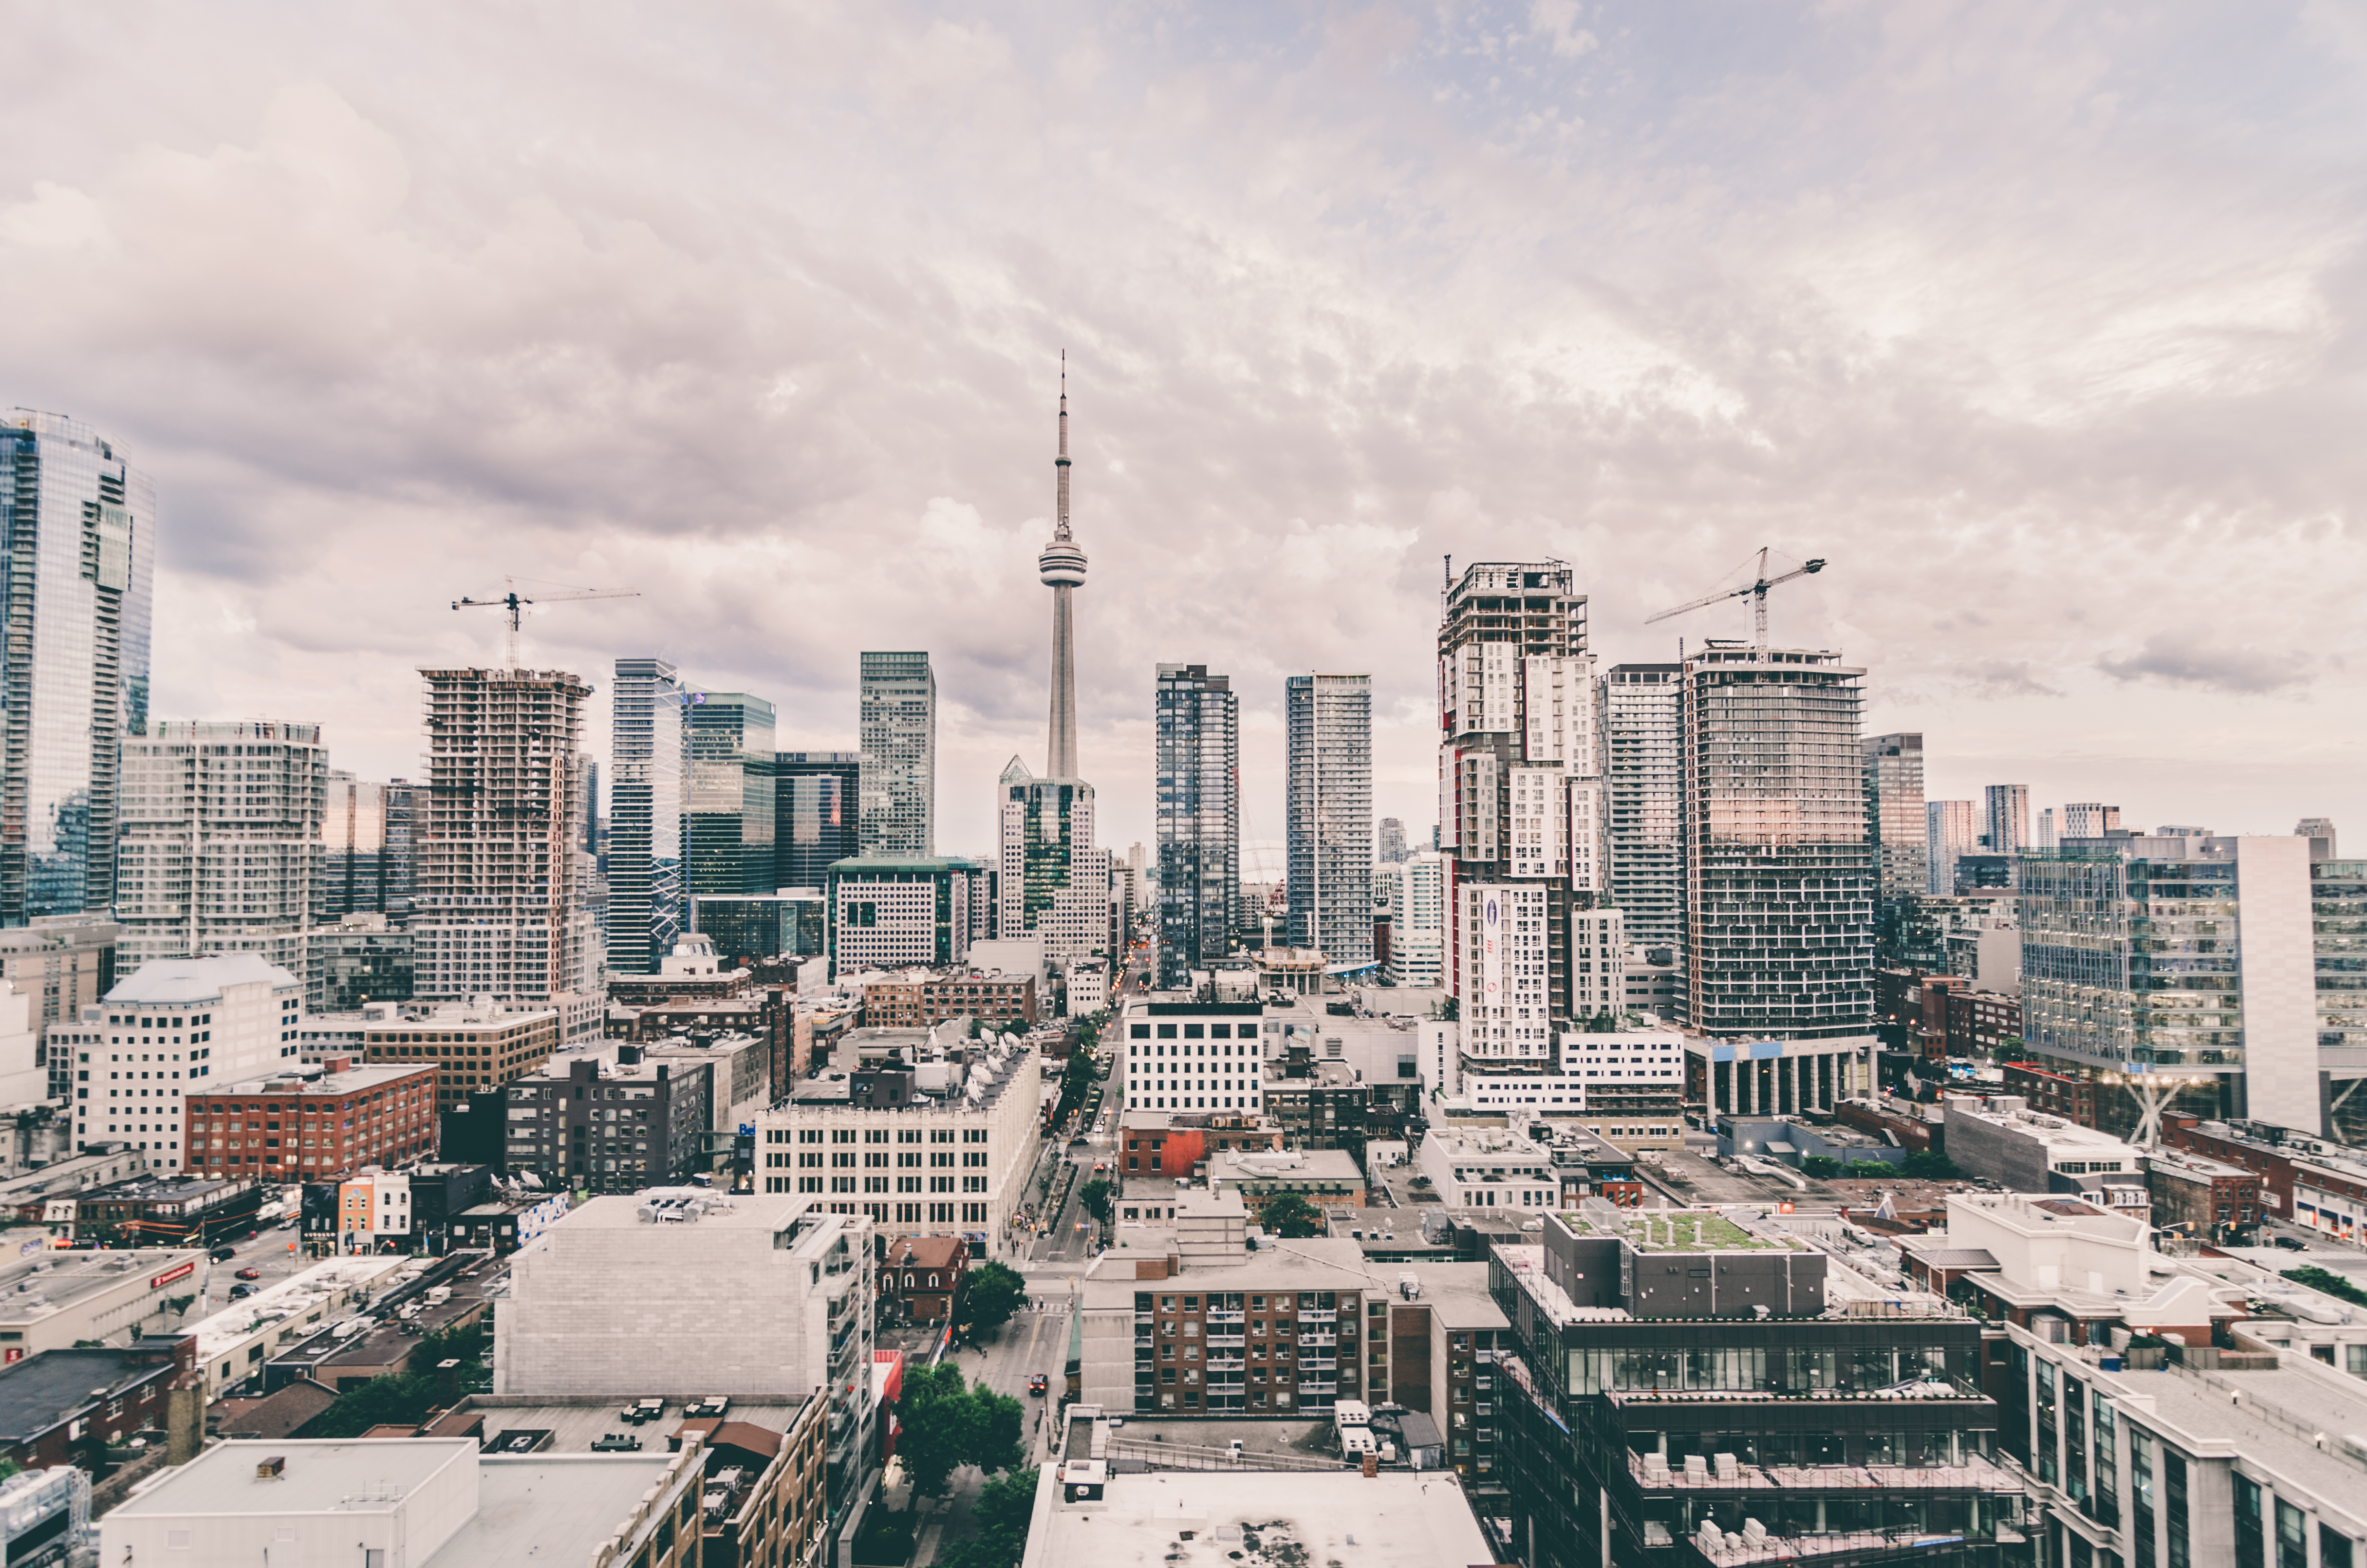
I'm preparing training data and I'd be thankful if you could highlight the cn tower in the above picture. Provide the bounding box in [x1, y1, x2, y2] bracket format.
[1039, 353, 1087, 778]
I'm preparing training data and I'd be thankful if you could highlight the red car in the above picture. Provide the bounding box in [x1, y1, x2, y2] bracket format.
[234, 1267, 262, 1280]
[1029, 1374, 1048, 1397]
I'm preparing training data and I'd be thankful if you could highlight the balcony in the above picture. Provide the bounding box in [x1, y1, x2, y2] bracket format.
[1207, 1333, 1246, 1348]
[1207, 1310, 1245, 1325]
[1300, 1310, 1337, 1324]
[1207, 1355, 1246, 1371]
[1301, 1331, 1336, 1347]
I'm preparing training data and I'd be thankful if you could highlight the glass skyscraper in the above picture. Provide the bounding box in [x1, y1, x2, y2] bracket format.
[0, 411, 156, 924]
[1154, 664, 1238, 987]
[607, 657, 685, 974]
[1680, 646, 1874, 1040]
[323, 772, 416, 920]
[1863, 732, 1928, 898]
[860, 652, 935, 857]
[684, 692, 776, 896]
[775, 751, 861, 891]
[1285, 673, 1373, 968]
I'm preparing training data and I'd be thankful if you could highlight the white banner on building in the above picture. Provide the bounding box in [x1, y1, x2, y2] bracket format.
[1481, 888, 1503, 1009]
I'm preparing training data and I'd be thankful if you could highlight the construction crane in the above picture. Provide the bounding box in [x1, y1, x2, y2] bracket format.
[453, 576, 641, 669]
[1644, 546, 1827, 646]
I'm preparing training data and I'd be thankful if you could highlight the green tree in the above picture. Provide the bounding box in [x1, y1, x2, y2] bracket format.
[935, 1468, 1041, 1568]
[962, 1261, 1028, 1338]
[1901, 1150, 1960, 1180]
[976, 1388, 1026, 1475]
[1258, 1192, 1325, 1239]
[1078, 1179, 1113, 1226]
[1799, 1156, 1841, 1179]
[897, 1363, 985, 1499]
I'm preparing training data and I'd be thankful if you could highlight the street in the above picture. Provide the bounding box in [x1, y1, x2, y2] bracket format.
[192, 1206, 313, 1312]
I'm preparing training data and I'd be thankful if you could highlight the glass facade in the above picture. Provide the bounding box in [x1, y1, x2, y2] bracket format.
[322, 772, 414, 920]
[607, 657, 684, 974]
[996, 763, 1109, 961]
[684, 691, 775, 897]
[2319, 861, 2367, 1140]
[1155, 664, 1237, 986]
[859, 652, 934, 858]
[0, 411, 156, 925]
[1286, 673, 1372, 967]
[690, 892, 826, 962]
[1604, 664, 1683, 950]
[1863, 732, 1928, 900]
[1680, 647, 1874, 1040]
[775, 751, 861, 892]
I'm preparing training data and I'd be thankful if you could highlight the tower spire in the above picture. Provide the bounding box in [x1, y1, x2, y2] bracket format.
[1039, 352, 1087, 778]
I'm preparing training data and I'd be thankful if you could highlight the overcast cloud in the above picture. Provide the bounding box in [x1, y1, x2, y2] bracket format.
[1, 1, 2361, 855]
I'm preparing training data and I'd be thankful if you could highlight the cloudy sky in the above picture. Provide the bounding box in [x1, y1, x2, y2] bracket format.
[3, 1, 2361, 858]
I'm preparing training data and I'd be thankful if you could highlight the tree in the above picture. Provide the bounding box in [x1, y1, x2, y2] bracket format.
[1901, 1150, 1960, 1180]
[1258, 1192, 1325, 1239]
[1079, 1179, 1113, 1226]
[1799, 1156, 1841, 1179]
[935, 1468, 1041, 1568]
[963, 1260, 1028, 1337]
[897, 1363, 985, 1499]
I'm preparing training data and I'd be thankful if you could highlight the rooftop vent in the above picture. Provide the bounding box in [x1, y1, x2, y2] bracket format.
[257, 1456, 286, 1479]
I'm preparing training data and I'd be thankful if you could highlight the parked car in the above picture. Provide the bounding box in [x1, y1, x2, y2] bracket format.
[2275, 1235, 2310, 1251]
[235, 1267, 262, 1280]
[1029, 1374, 1048, 1397]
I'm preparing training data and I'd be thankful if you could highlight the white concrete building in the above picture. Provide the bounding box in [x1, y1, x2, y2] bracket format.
[102, 1437, 708, 1568]
[185, 1255, 409, 1395]
[0, 979, 44, 1107]
[997, 763, 1112, 964]
[1454, 880, 1552, 1067]
[757, 1026, 1043, 1256]
[1118, 998, 1266, 1115]
[1569, 906, 1625, 1020]
[114, 721, 329, 992]
[1944, 1094, 2148, 1200]
[71, 954, 304, 1167]
[1416, 1127, 1558, 1210]
[1385, 849, 1445, 989]
[0, 1245, 209, 1355]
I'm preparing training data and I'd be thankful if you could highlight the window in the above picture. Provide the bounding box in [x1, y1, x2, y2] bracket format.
[2237, 1476, 2265, 1568]
[2279, 1499, 2308, 1568]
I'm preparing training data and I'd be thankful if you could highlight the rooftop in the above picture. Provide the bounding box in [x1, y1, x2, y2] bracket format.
[1211, 1149, 1366, 1182]
[107, 954, 299, 1003]
[204, 1062, 435, 1097]
[430, 1394, 810, 1456]
[111, 1437, 474, 1520]
[0, 1247, 207, 1325]
[1026, 1465, 1495, 1567]
[2106, 1364, 2367, 1519]
[188, 1256, 410, 1363]
[0, 1346, 179, 1441]
[1561, 1211, 1799, 1253]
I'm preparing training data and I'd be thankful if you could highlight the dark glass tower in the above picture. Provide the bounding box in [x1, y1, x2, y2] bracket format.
[775, 752, 862, 891]
[608, 657, 685, 974]
[685, 691, 776, 896]
[1155, 664, 1237, 987]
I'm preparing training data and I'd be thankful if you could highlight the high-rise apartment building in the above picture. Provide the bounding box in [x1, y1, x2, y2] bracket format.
[1927, 800, 1976, 895]
[606, 657, 685, 975]
[2035, 806, 2057, 849]
[1376, 818, 1408, 864]
[685, 692, 776, 896]
[1286, 674, 1374, 971]
[1154, 664, 1238, 987]
[1601, 664, 1682, 951]
[1982, 783, 2030, 854]
[1387, 849, 1447, 989]
[0, 411, 155, 925]
[114, 722, 328, 985]
[859, 653, 935, 857]
[2021, 834, 2317, 1141]
[2298, 816, 2338, 860]
[1861, 732, 1927, 898]
[409, 668, 601, 1042]
[1436, 563, 1600, 1064]
[1679, 645, 1874, 1040]
[2062, 802, 2121, 840]
[775, 752, 861, 891]
[322, 772, 414, 921]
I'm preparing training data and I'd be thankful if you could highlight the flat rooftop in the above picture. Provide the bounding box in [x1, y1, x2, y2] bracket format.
[1027, 1467, 1494, 1567]
[190, 1256, 410, 1363]
[435, 1394, 811, 1455]
[545, 1191, 813, 1232]
[1561, 1211, 1799, 1252]
[208, 1062, 434, 1097]
[431, 1456, 683, 1567]
[2108, 1364, 2367, 1510]
[111, 1437, 472, 1519]
[0, 1347, 174, 1440]
[0, 1248, 206, 1325]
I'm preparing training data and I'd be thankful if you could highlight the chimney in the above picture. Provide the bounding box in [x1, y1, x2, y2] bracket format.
[436, 1358, 461, 1403]
[1360, 1453, 1379, 1478]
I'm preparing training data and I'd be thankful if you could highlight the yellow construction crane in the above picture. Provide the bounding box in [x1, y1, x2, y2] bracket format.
[453, 576, 641, 668]
[1645, 546, 1826, 646]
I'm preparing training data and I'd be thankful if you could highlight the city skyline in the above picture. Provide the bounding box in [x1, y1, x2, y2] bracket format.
[1, 8, 2360, 857]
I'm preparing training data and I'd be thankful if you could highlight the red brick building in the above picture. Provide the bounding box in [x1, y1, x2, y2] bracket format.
[2145, 1148, 2262, 1242]
[861, 973, 1039, 1031]
[0, 1339, 192, 1474]
[881, 1235, 970, 1324]
[2003, 1062, 2100, 1129]
[185, 1057, 438, 1180]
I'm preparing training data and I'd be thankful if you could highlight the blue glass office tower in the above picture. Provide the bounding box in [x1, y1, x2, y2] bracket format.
[685, 692, 776, 896]
[608, 658, 685, 974]
[776, 751, 861, 892]
[0, 411, 155, 924]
